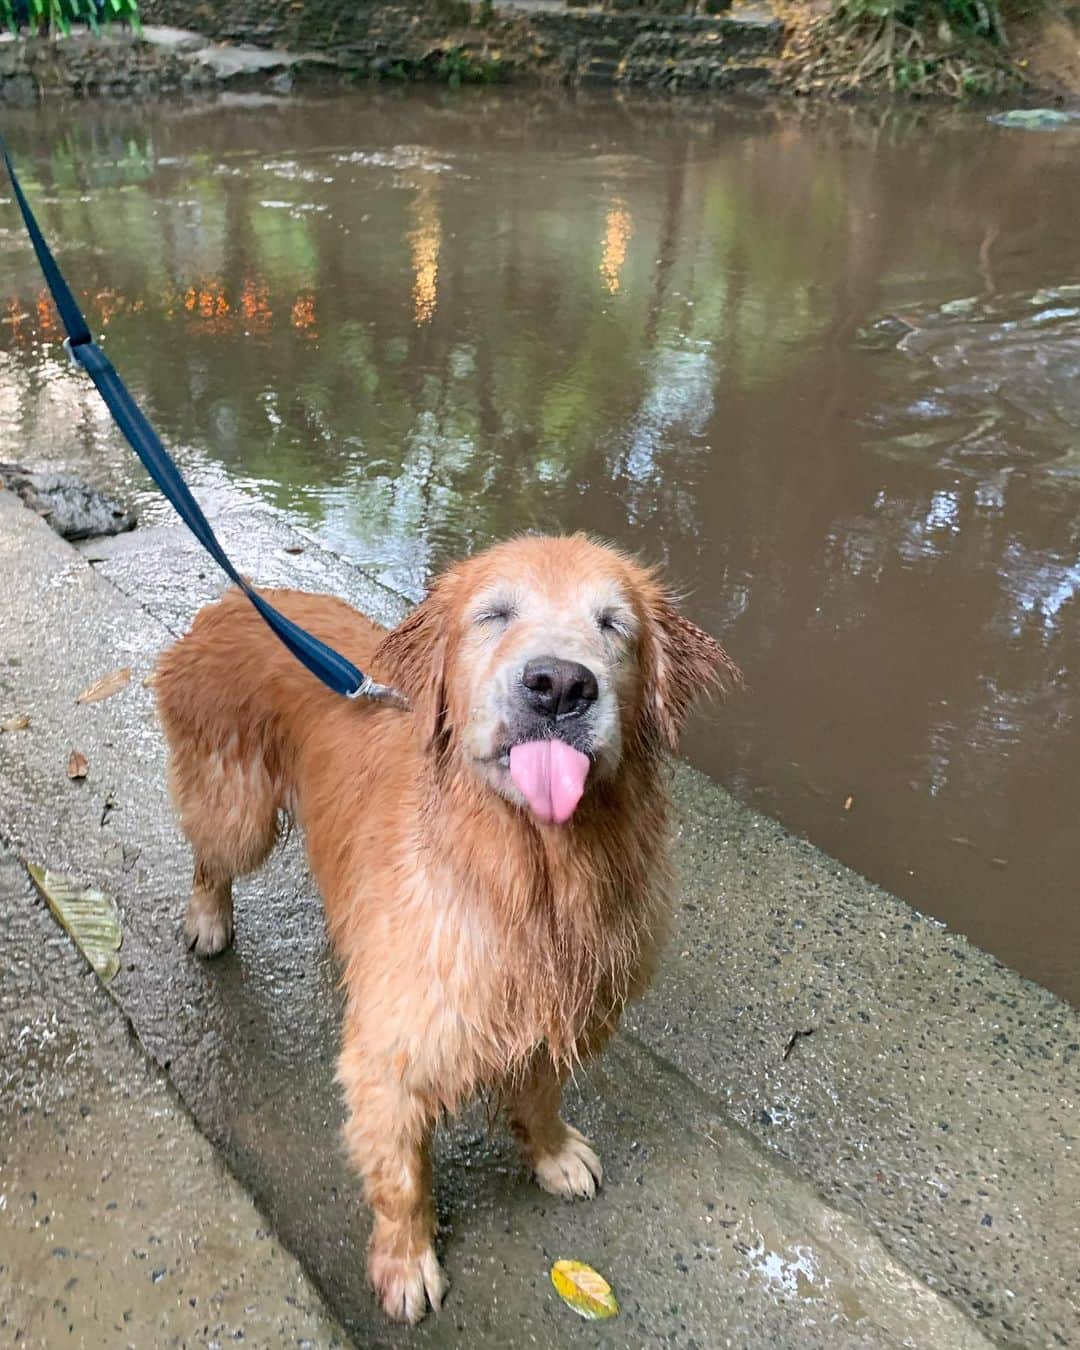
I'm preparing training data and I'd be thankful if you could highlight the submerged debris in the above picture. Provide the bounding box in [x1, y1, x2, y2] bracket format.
[989, 109, 1080, 130]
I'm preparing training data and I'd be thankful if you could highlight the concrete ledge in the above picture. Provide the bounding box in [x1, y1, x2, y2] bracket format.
[638, 770, 1079, 1347]
[0, 488, 1075, 1346]
[0, 847, 348, 1347]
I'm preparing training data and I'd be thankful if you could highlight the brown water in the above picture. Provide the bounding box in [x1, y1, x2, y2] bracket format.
[2, 90, 1079, 1002]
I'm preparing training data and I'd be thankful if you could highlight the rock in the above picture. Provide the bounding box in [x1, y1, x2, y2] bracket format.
[989, 108, 1080, 131]
[0, 464, 136, 541]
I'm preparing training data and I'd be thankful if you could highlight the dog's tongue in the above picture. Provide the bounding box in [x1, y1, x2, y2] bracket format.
[509, 740, 590, 824]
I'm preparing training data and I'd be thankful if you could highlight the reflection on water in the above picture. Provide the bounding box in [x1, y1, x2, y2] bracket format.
[2, 92, 1080, 1002]
[600, 195, 632, 296]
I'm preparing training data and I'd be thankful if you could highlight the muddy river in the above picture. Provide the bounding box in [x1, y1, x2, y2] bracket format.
[2, 90, 1079, 1002]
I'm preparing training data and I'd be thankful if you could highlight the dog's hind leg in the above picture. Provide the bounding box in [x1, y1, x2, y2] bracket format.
[169, 734, 282, 957]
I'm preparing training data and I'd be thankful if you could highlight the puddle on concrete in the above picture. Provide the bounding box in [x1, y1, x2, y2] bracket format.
[2, 92, 1080, 1001]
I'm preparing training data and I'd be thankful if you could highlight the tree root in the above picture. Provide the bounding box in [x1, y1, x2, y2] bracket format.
[779, 1, 1030, 99]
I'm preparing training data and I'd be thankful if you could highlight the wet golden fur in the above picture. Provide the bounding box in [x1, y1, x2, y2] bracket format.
[154, 533, 740, 1324]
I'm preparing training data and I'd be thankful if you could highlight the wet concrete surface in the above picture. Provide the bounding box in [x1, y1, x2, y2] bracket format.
[638, 780, 1080, 1348]
[0, 487, 1076, 1346]
[0, 846, 347, 1348]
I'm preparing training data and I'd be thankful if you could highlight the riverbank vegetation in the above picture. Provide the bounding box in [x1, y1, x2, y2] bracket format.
[780, 0, 1046, 97]
[2, 0, 140, 36]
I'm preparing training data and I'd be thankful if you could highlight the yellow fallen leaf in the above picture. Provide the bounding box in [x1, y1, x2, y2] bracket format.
[67, 749, 89, 780]
[142, 670, 158, 689]
[1, 714, 30, 732]
[76, 667, 131, 704]
[551, 1260, 618, 1321]
[27, 863, 122, 983]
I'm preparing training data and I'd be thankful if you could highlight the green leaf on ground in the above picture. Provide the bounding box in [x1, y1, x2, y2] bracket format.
[27, 863, 122, 983]
[551, 1260, 618, 1320]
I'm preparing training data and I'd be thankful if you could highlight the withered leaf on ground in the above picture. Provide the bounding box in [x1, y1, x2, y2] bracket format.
[1, 714, 30, 732]
[550, 1260, 618, 1320]
[26, 863, 122, 983]
[67, 749, 89, 780]
[76, 667, 131, 704]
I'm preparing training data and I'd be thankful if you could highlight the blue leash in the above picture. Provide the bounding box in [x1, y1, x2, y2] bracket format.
[1, 138, 405, 709]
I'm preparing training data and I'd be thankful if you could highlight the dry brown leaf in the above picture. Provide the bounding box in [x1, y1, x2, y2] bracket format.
[76, 667, 131, 704]
[67, 749, 89, 780]
[142, 670, 159, 689]
[1, 714, 30, 732]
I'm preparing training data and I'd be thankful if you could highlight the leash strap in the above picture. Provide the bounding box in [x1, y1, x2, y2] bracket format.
[1, 138, 404, 708]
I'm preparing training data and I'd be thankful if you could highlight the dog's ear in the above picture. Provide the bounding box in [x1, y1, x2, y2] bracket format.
[643, 587, 743, 750]
[375, 583, 453, 757]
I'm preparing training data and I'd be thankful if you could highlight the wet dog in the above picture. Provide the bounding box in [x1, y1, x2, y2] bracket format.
[155, 533, 740, 1323]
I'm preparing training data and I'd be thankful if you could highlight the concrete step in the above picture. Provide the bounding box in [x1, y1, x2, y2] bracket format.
[523, 5, 784, 85]
[0, 851, 348, 1347]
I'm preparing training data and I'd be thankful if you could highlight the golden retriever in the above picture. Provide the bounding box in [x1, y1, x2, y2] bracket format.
[155, 533, 741, 1324]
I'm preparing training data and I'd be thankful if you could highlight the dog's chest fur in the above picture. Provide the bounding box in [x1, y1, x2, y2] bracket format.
[326, 772, 671, 1108]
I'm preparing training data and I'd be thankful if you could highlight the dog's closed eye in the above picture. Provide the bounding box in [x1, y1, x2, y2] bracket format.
[474, 603, 516, 629]
[596, 608, 633, 639]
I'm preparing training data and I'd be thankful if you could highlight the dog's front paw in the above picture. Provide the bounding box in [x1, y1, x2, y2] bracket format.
[533, 1125, 603, 1199]
[369, 1244, 447, 1324]
[184, 898, 233, 958]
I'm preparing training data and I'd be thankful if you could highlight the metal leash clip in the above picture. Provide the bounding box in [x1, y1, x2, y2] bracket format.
[348, 675, 410, 710]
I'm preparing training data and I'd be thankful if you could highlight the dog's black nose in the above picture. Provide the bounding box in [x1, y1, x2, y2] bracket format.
[520, 657, 599, 720]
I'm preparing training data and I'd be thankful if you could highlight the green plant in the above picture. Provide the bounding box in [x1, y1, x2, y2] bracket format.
[434, 45, 501, 86]
[2, 0, 142, 37]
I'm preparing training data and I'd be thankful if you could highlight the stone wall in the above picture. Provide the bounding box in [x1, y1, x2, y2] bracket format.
[138, 0, 448, 49]
[138, 0, 784, 91]
[0, 1, 784, 100]
[0, 30, 217, 103]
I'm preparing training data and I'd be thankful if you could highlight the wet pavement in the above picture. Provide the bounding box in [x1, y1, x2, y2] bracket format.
[0, 488, 1076, 1347]
[3, 92, 1080, 1000]
[0, 844, 347, 1348]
